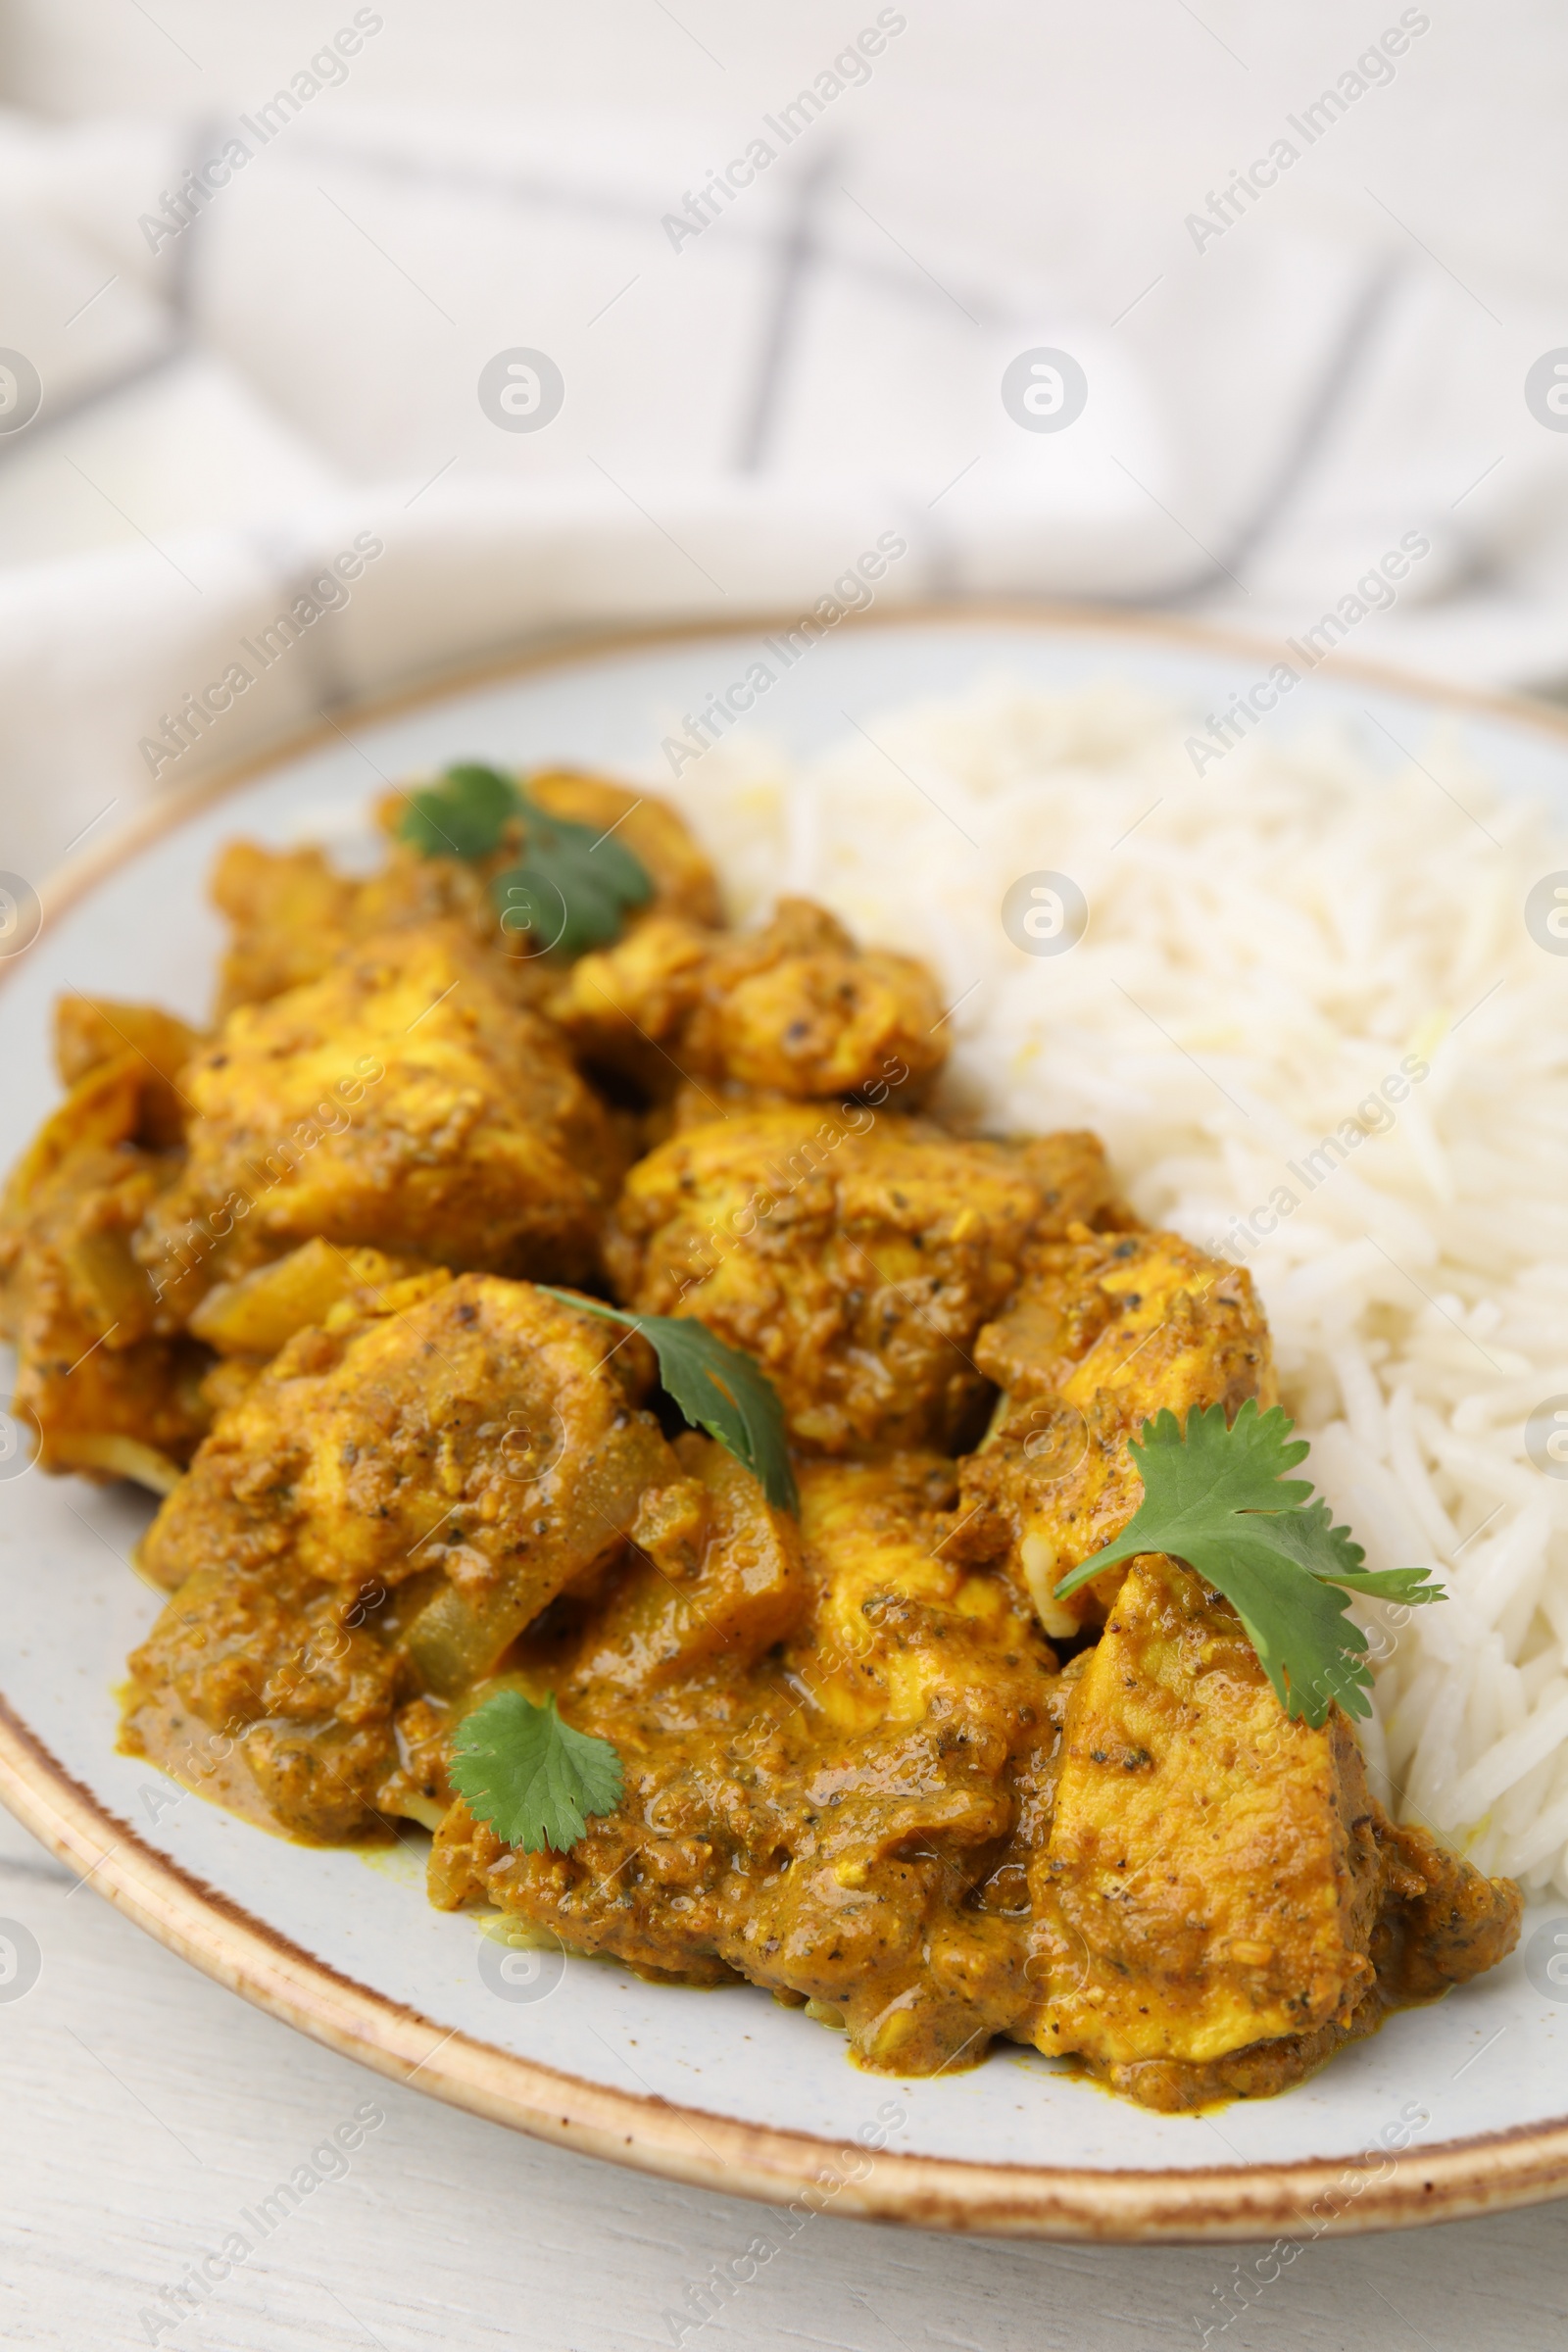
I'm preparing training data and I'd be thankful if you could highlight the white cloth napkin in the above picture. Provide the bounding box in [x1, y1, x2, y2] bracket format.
[3, 94, 1567, 889]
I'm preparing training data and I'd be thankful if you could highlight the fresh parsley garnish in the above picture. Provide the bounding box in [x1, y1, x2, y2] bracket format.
[396, 761, 653, 956]
[539, 1288, 799, 1514]
[449, 1690, 623, 1854]
[1054, 1400, 1445, 1728]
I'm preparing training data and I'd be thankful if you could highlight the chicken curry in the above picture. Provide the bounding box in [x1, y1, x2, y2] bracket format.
[0, 766, 1520, 2111]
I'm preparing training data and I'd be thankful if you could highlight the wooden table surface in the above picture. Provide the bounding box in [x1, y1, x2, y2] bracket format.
[1, 1800, 1563, 2352]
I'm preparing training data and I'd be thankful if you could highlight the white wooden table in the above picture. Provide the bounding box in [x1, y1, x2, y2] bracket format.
[1, 1803, 1562, 2352]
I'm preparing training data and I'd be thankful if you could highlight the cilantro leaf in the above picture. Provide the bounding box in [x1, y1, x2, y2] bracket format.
[449, 1689, 623, 1854]
[493, 787, 652, 959]
[1054, 1400, 1446, 1729]
[538, 1288, 799, 1514]
[1261, 1497, 1445, 1604]
[397, 762, 654, 957]
[398, 762, 519, 859]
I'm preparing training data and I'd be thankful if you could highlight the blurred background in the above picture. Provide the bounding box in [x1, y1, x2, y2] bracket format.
[3, 0, 1568, 882]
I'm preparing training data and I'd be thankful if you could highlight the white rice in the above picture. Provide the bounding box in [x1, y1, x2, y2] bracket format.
[662, 678, 1568, 1894]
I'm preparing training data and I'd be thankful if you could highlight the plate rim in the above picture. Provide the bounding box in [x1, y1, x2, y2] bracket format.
[6, 598, 1568, 2241]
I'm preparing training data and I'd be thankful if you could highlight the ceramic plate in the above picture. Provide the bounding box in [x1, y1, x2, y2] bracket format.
[3, 609, 1566, 2241]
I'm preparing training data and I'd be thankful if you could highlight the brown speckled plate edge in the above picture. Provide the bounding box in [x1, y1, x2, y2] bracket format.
[5, 601, 1568, 2241]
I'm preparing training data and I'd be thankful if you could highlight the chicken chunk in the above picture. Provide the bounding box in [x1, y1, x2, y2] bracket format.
[125, 1561, 405, 1841]
[0, 1054, 210, 1484]
[550, 898, 947, 1103]
[605, 1105, 1124, 1455]
[954, 1226, 1275, 1636]
[123, 1274, 678, 1837]
[212, 772, 719, 1014]
[1027, 1554, 1384, 2073]
[1014, 1555, 1522, 2107]
[140, 921, 627, 1309]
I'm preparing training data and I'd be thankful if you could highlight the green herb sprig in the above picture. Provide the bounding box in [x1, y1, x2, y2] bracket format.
[396, 762, 653, 957]
[539, 1288, 799, 1514]
[449, 1689, 623, 1854]
[399, 762, 519, 859]
[1054, 1400, 1445, 1728]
